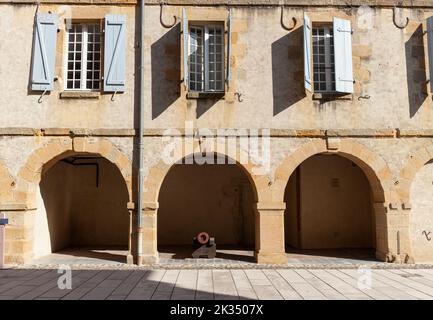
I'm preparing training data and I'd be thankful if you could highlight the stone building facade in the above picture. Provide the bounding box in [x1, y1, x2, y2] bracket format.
[1, 0, 433, 265]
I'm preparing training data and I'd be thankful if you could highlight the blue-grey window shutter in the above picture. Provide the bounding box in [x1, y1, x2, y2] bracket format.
[427, 16, 433, 93]
[31, 13, 58, 91]
[334, 17, 354, 93]
[104, 14, 126, 92]
[303, 14, 312, 92]
[182, 8, 188, 90]
[226, 10, 231, 89]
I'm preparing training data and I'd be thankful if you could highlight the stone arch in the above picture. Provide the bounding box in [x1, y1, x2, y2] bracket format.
[15, 137, 133, 208]
[143, 141, 264, 205]
[0, 159, 15, 204]
[398, 143, 433, 204]
[273, 139, 396, 262]
[273, 139, 396, 204]
[398, 143, 433, 263]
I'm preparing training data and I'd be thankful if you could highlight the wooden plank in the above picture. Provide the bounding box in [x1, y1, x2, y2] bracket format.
[171, 270, 198, 300]
[213, 270, 240, 300]
[263, 269, 302, 300]
[309, 269, 371, 300]
[126, 270, 165, 300]
[277, 269, 325, 300]
[196, 270, 214, 300]
[295, 269, 347, 300]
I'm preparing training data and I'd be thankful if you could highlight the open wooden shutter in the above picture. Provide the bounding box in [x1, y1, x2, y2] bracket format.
[182, 8, 188, 90]
[334, 17, 354, 93]
[303, 14, 312, 92]
[427, 16, 433, 93]
[31, 13, 58, 91]
[104, 14, 126, 92]
[226, 10, 231, 89]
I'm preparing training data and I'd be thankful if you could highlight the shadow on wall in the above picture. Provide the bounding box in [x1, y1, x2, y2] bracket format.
[197, 97, 222, 118]
[272, 27, 305, 116]
[151, 23, 181, 119]
[405, 24, 428, 118]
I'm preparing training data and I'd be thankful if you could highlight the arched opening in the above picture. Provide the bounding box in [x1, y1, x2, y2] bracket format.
[157, 153, 256, 262]
[32, 153, 130, 264]
[409, 159, 433, 263]
[284, 154, 377, 262]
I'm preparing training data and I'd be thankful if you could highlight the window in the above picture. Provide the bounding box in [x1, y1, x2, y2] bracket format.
[188, 24, 224, 92]
[312, 26, 335, 93]
[66, 23, 101, 90]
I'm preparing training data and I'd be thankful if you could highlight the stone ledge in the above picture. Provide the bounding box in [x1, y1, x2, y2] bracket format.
[326, 129, 396, 137]
[0, 128, 432, 138]
[399, 129, 433, 137]
[2, 1, 432, 9]
[186, 91, 225, 100]
[60, 91, 100, 99]
[313, 93, 353, 101]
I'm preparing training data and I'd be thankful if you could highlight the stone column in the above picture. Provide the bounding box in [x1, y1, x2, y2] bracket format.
[254, 202, 287, 264]
[374, 202, 413, 263]
[0, 204, 34, 265]
[126, 202, 134, 265]
[141, 202, 159, 264]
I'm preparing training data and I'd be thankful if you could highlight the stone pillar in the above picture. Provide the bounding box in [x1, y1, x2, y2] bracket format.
[0, 204, 35, 265]
[141, 202, 159, 264]
[254, 202, 287, 264]
[126, 202, 134, 265]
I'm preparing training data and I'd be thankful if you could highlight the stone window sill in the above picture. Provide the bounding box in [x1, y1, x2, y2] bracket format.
[60, 91, 100, 99]
[187, 91, 225, 100]
[312, 93, 353, 101]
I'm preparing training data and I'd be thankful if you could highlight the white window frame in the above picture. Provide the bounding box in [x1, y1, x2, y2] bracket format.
[312, 25, 335, 93]
[64, 23, 102, 91]
[188, 24, 225, 93]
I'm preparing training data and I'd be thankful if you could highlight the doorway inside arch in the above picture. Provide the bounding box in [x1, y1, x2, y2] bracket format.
[32, 153, 130, 265]
[284, 154, 377, 264]
[157, 154, 256, 263]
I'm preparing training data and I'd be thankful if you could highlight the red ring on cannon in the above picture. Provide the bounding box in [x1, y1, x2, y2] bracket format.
[197, 232, 210, 245]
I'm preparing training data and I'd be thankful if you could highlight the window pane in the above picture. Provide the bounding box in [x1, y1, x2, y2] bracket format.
[66, 23, 102, 90]
[312, 26, 335, 93]
[206, 25, 224, 92]
[188, 26, 205, 92]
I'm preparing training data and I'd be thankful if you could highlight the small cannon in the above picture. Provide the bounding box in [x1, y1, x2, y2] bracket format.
[192, 232, 216, 259]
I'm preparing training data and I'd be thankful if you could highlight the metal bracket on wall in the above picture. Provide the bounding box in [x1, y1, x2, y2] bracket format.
[393, 6, 409, 29]
[38, 89, 47, 103]
[358, 94, 370, 101]
[280, 6, 297, 31]
[423, 230, 432, 241]
[160, 2, 177, 29]
[111, 90, 118, 102]
[234, 92, 243, 102]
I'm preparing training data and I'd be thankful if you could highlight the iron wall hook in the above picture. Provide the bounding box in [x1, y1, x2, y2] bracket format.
[111, 90, 118, 102]
[38, 89, 47, 103]
[393, 6, 409, 29]
[423, 230, 432, 241]
[234, 92, 243, 102]
[280, 6, 297, 31]
[160, 2, 177, 29]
